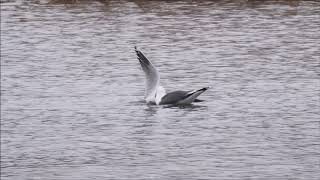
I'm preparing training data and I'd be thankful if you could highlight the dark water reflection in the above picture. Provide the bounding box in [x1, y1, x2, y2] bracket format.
[1, 0, 320, 179]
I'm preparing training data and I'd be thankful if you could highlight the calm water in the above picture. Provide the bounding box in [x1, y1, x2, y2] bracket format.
[1, 0, 320, 179]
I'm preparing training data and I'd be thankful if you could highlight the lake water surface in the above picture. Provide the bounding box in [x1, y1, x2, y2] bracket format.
[1, 0, 320, 179]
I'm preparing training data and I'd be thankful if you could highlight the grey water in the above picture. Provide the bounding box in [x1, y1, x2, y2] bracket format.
[1, 0, 320, 179]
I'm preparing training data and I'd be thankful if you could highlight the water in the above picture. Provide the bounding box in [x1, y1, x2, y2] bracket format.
[1, 0, 320, 179]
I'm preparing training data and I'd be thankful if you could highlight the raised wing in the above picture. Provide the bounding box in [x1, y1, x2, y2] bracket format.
[135, 47, 160, 98]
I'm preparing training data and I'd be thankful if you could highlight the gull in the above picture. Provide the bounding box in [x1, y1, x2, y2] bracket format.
[135, 46, 209, 105]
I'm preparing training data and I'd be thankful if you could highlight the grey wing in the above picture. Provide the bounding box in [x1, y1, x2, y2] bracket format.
[135, 47, 160, 95]
[160, 87, 209, 105]
[159, 91, 189, 105]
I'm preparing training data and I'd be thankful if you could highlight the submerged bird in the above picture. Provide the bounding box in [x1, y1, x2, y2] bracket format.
[135, 46, 209, 105]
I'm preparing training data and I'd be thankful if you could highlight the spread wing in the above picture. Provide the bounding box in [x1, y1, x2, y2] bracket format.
[135, 47, 160, 97]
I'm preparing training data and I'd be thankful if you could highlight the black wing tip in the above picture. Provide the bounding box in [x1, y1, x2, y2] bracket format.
[134, 46, 139, 54]
[134, 46, 141, 59]
[134, 47, 151, 65]
[135, 46, 143, 55]
[199, 87, 210, 92]
[194, 99, 205, 102]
